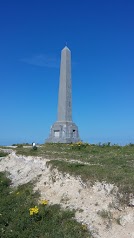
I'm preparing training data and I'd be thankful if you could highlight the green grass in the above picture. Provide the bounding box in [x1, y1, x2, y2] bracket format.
[0, 151, 8, 157]
[48, 158, 134, 202]
[15, 143, 134, 204]
[0, 172, 91, 238]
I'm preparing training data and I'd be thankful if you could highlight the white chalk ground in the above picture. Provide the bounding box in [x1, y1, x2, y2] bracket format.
[0, 149, 134, 238]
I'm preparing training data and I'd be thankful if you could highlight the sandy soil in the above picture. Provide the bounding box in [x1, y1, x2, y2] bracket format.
[0, 149, 134, 238]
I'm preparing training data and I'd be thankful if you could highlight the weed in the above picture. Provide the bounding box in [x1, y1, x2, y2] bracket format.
[116, 217, 122, 225]
[97, 209, 112, 219]
[0, 152, 8, 157]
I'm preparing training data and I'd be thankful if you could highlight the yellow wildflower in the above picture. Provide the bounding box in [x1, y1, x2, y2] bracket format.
[29, 206, 39, 215]
[30, 210, 34, 216]
[77, 141, 82, 145]
[16, 192, 19, 195]
[40, 199, 48, 205]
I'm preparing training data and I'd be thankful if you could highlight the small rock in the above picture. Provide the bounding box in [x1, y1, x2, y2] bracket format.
[129, 199, 134, 206]
[129, 194, 134, 207]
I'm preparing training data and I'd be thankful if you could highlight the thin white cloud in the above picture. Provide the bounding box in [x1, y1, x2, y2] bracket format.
[21, 54, 60, 68]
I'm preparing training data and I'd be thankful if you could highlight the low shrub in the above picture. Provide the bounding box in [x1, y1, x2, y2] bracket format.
[0, 152, 8, 157]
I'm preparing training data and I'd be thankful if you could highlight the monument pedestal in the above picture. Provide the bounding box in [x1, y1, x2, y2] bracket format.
[46, 121, 80, 143]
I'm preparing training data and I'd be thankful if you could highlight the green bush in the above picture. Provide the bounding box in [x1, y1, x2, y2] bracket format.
[17, 144, 23, 148]
[33, 146, 37, 150]
[0, 152, 8, 157]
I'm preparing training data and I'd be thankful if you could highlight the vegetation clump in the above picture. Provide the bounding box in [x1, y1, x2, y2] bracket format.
[0, 151, 8, 157]
[0, 172, 91, 238]
[71, 142, 89, 150]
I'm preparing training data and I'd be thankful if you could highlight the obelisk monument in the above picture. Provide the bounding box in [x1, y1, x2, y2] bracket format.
[46, 46, 80, 143]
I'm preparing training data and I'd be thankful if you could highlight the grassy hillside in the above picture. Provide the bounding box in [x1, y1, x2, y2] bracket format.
[16, 143, 134, 204]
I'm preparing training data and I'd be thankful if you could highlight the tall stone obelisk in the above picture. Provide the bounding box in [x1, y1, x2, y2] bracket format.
[46, 46, 80, 143]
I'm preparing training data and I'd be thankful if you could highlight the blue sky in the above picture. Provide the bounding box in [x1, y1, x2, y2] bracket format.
[0, 0, 134, 145]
